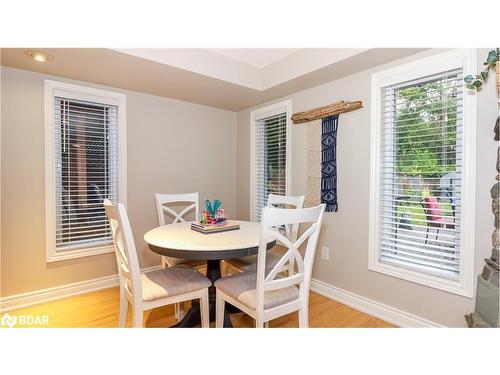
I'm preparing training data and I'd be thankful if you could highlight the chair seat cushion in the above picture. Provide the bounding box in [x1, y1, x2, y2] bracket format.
[164, 256, 205, 267]
[214, 271, 299, 310]
[141, 266, 211, 302]
[226, 248, 284, 272]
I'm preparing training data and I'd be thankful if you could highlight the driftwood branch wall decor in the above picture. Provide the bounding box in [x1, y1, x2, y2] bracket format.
[298, 100, 363, 212]
[291, 100, 363, 124]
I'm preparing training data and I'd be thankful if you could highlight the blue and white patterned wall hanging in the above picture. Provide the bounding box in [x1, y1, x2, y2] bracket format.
[321, 115, 339, 212]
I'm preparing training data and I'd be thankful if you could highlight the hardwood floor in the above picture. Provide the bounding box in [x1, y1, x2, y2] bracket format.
[6, 288, 395, 328]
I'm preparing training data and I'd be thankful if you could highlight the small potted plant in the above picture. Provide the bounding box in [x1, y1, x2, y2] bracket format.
[201, 199, 227, 225]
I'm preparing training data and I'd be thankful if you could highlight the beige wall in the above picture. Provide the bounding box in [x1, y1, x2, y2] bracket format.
[1, 50, 496, 327]
[1, 67, 237, 297]
[0, 64, 3, 297]
[236, 49, 498, 327]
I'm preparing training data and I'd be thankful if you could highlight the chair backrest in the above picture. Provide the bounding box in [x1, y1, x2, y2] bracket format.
[103, 199, 142, 303]
[422, 196, 442, 222]
[255, 204, 325, 312]
[267, 194, 305, 242]
[155, 192, 199, 226]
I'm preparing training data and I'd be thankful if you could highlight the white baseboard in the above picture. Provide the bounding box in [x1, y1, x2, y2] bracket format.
[310, 278, 445, 328]
[0, 265, 161, 313]
[1, 270, 444, 327]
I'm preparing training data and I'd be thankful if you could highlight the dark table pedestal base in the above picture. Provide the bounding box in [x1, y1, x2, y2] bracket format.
[170, 259, 234, 328]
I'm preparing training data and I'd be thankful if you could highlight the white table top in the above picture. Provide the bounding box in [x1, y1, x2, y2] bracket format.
[144, 220, 275, 260]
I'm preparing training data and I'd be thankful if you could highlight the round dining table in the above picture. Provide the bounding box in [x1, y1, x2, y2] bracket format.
[143, 220, 275, 328]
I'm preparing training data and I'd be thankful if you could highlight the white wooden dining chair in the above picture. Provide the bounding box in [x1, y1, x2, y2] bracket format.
[103, 199, 210, 328]
[155, 192, 206, 321]
[225, 194, 305, 275]
[215, 204, 325, 328]
[155, 192, 205, 267]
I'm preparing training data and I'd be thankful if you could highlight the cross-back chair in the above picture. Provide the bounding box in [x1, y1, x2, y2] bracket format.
[154, 192, 206, 320]
[224, 194, 305, 274]
[104, 199, 210, 328]
[155, 192, 205, 268]
[215, 204, 325, 328]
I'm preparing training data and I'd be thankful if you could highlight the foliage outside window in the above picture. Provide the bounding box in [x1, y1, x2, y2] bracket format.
[370, 50, 477, 297]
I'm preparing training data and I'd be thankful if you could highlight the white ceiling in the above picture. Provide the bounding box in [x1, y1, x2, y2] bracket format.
[0, 48, 428, 111]
[209, 48, 299, 68]
[113, 48, 369, 91]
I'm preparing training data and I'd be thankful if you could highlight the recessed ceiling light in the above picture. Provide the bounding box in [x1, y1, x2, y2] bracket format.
[24, 50, 53, 63]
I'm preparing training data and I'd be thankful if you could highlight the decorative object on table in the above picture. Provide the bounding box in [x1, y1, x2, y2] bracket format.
[463, 48, 498, 91]
[299, 101, 364, 211]
[192, 199, 238, 234]
[200, 199, 226, 224]
[464, 114, 500, 328]
[191, 221, 240, 234]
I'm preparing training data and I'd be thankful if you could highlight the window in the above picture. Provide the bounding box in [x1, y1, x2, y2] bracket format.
[250, 100, 292, 222]
[45, 80, 126, 262]
[369, 50, 476, 297]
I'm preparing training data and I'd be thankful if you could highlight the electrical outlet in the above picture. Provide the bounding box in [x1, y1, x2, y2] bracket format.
[321, 246, 330, 261]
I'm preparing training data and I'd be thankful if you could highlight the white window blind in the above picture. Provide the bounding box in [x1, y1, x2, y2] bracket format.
[378, 67, 463, 279]
[252, 111, 288, 222]
[54, 97, 118, 251]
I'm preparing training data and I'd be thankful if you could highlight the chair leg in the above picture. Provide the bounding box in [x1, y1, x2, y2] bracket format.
[162, 259, 185, 321]
[174, 302, 185, 321]
[264, 321, 270, 328]
[215, 290, 225, 328]
[118, 287, 128, 328]
[200, 290, 210, 328]
[298, 307, 308, 328]
[255, 317, 264, 328]
[132, 306, 143, 328]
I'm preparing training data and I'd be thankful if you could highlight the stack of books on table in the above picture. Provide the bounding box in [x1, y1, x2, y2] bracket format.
[191, 221, 240, 234]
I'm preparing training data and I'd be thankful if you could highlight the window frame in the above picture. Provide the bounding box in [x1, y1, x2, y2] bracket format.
[44, 80, 127, 262]
[250, 100, 292, 222]
[368, 49, 477, 297]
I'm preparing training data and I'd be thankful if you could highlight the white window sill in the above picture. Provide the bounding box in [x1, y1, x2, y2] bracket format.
[369, 259, 473, 298]
[47, 244, 115, 263]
